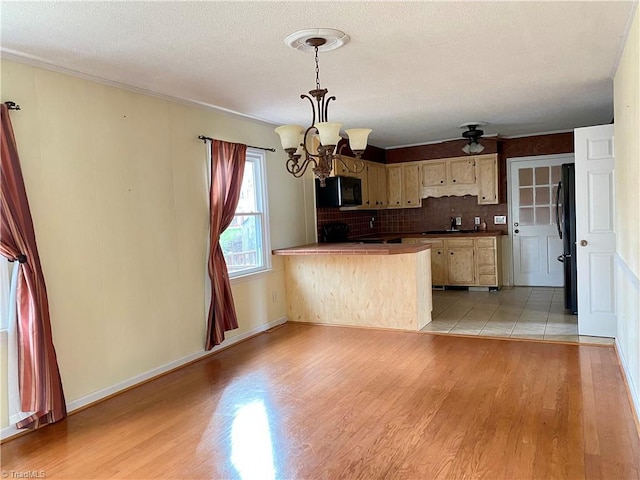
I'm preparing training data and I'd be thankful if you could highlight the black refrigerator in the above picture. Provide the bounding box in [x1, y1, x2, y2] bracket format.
[556, 163, 577, 314]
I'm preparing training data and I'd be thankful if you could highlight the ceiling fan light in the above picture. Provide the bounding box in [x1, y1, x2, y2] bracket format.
[315, 122, 342, 146]
[470, 142, 485, 153]
[275, 125, 304, 150]
[345, 128, 372, 152]
[462, 143, 471, 154]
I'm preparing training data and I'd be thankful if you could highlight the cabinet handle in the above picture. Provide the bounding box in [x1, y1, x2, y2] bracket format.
[482, 196, 486, 199]
[453, 179, 456, 183]
[450, 252, 454, 255]
[440, 180, 444, 184]
[407, 200, 411, 203]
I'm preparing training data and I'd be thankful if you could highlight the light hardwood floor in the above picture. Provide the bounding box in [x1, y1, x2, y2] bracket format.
[423, 287, 615, 345]
[2, 323, 638, 479]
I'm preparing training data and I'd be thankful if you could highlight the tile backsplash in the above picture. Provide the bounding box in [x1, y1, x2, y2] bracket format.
[317, 196, 508, 240]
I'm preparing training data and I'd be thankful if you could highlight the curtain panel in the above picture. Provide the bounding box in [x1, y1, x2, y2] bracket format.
[206, 140, 247, 350]
[0, 104, 66, 429]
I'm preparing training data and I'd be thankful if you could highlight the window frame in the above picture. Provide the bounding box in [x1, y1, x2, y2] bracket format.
[223, 148, 272, 280]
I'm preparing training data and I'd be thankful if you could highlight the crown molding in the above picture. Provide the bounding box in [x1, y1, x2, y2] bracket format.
[0, 49, 279, 128]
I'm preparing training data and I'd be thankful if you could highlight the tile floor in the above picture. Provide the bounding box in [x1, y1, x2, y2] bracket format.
[422, 286, 615, 345]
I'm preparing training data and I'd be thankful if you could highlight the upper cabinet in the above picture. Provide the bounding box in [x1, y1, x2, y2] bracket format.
[327, 153, 499, 210]
[388, 163, 421, 208]
[366, 162, 388, 208]
[476, 155, 499, 204]
[448, 158, 476, 185]
[331, 157, 387, 210]
[420, 154, 498, 205]
[332, 156, 360, 178]
[421, 161, 447, 187]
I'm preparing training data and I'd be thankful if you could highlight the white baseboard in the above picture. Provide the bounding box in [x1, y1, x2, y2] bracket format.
[1, 316, 287, 441]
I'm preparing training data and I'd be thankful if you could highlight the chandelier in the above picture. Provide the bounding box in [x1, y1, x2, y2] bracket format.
[275, 31, 371, 187]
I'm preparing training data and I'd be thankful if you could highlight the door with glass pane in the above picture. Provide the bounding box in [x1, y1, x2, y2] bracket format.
[509, 155, 573, 286]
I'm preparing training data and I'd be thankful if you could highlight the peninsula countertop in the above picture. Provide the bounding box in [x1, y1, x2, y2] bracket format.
[272, 242, 432, 256]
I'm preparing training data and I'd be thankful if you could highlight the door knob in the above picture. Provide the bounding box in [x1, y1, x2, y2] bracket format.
[514, 229, 519, 234]
[580, 239, 588, 246]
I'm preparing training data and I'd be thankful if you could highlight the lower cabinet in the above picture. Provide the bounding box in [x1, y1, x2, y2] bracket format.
[444, 238, 476, 285]
[403, 235, 502, 288]
[428, 240, 447, 285]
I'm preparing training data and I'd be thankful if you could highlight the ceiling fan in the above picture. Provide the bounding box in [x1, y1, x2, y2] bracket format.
[460, 122, 485, 154]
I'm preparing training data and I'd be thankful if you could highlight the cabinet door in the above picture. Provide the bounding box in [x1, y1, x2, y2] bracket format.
[357, 163, 371, 208]
[422, 161, 447, 187]
[387, 165, 403, 208]
[376, 164, 388, 208]
[446, 247, 475, 285]
[476, 155, 499, 204]
[403, 164, 421, 207]
[448, 158, 476, 185]
[476, 237, 500, 286]
[431, 247, 447, 285]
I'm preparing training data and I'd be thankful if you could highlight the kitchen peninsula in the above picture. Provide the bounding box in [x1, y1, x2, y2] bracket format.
[272, 242, 433, 331]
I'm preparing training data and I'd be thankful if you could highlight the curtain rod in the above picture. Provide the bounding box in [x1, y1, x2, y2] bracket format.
[4, 101, 21, 111]
[198, 135, 275, 152]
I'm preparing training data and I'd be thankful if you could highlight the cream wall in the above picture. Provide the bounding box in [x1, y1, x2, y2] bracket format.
[613, 5, 640, 418]
[0, 60, 312, 429]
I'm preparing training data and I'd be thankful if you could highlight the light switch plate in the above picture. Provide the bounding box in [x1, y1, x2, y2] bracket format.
[494, 215, 507, 225]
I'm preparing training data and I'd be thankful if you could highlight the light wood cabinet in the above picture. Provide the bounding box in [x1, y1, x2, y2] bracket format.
[444, 238, 476, 285]
[388, 163, 421, 209]
[403, 164, 421, 207]
[476, 155, 499, 204]
[475, 237, 501, 286]
[403, 235, 502, 288]
[332, 156, 360, 178]
[421, 161, 447, 187]
[428, 239, 446, 285]
[365, 163, 387, 208]
[448, 158, 476, 185]
[420, 154, 499, 205]
[387, 165, 403, 207]
[421, 157, 475, 188]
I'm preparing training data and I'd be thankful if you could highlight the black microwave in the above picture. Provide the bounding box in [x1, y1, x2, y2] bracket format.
[315, 176, 363, 208]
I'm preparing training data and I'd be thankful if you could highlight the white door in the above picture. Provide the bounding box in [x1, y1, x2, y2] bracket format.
[509, 155, 573, 286]
[574, 125, 616, 337]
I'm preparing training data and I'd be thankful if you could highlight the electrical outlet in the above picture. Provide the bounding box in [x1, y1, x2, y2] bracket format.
[474, 216, 481, 225]
[455, 216, 462, 226]
[494, 215, 507, 225]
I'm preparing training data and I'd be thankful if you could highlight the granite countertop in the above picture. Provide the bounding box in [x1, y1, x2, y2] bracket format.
[272, 242, 432, 256]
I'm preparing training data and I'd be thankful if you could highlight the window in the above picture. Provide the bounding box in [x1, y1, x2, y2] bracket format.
[0, 259, 15, 332]
[219, 149, 271, 278]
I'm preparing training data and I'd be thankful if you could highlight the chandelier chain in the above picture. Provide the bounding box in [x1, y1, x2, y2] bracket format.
[314, 46, 321, 90]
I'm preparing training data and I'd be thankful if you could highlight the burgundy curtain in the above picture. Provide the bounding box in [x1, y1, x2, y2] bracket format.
[0, 104, 66, 429]
[206, 140, 247, 350]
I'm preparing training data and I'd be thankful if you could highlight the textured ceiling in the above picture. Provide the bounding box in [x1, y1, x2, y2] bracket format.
[1, 1, 636, 148]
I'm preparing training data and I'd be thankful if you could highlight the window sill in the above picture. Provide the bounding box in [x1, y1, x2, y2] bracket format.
[229, 267, 274, 285]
